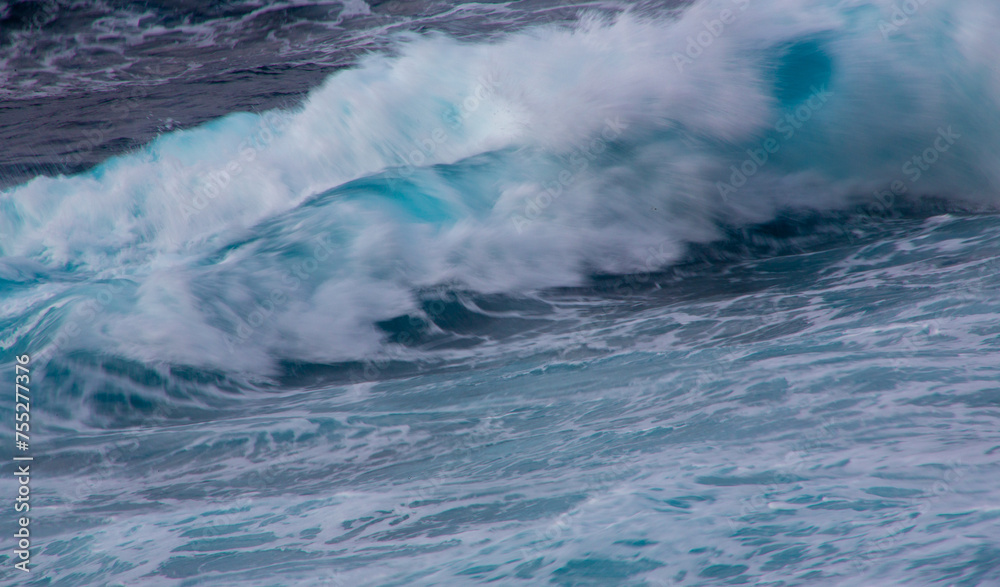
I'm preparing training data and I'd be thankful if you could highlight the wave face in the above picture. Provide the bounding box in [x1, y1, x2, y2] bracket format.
[3, 0, 999, 374]
[3, 2, 1000, 585]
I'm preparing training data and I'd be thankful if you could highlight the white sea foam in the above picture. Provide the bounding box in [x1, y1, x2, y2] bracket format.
[2, 0, 1000, 372]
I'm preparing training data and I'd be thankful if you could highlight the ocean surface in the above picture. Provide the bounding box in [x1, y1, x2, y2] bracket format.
[1, 0, 1000, 585]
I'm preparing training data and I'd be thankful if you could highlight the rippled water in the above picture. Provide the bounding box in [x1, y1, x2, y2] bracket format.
[2, 0, 1000, 585]
[6, 213, 995, 586]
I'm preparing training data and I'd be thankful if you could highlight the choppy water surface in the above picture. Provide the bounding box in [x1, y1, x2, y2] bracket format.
[1, 0, 1000, 585]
